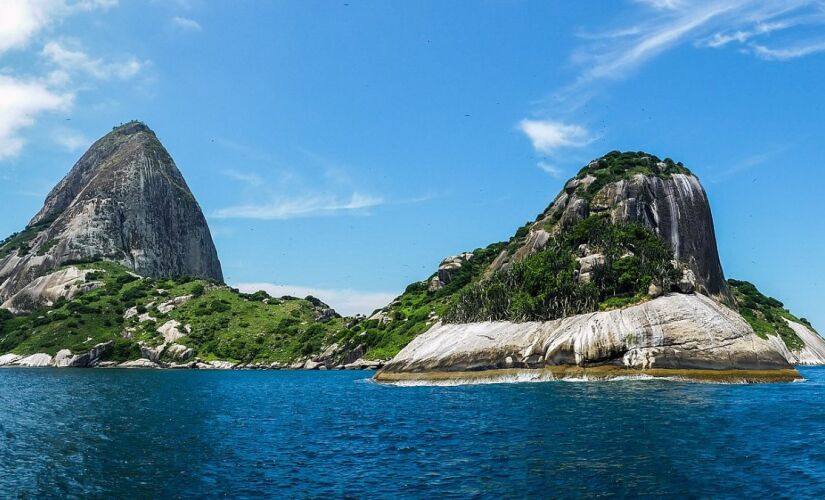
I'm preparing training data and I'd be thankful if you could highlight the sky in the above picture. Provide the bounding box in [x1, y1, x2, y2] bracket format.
[0, 0, 823, 322]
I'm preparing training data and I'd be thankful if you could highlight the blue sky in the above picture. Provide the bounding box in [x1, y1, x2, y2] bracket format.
[0, 0, 823, 322]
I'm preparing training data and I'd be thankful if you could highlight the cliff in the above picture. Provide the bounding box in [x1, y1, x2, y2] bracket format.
[0, 122, 223, 309]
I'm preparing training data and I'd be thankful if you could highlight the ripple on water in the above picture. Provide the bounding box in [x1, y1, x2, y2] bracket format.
[0, 367, 824, 497]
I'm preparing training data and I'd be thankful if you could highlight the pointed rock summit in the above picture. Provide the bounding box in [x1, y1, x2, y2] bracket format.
[0, 121, 223, 305]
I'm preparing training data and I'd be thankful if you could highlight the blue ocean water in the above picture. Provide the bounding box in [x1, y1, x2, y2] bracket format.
[1, 368, 824, 498]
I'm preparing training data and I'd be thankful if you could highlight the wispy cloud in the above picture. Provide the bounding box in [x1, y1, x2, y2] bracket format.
[213, 140, 431, 220]
[234, 282, 396, 316]
[42, 41, 144, 81]
[213, 193, 384, 220]
[750, 39, 825, 59]
[53, 127, 89, 151]
[171, 16, 202, 31]
[518, 119, 593, 154]
[537, 161, 565, 178]
[223, 169, 264, 187]
[556, 0, 825, 108]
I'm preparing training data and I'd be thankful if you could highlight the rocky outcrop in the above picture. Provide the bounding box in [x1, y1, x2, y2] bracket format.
[118, 359, 159, 369]
[0, 121, 223, 307]
[429, 253, 473, 291]
[1, 267, 102, 313]
[16, 353, 54, 367]
[377, 294, 796, 381]
[491, 163, 731, 305]
[51, 341, 113, 367]
[772, 320, 825, 365]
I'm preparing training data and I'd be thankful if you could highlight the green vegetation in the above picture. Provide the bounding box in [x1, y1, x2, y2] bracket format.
[444, 215, 679, 322]
[0, 261, 353, 364]
[575, 151, 692, 200]
[728, 279, 807, 350]
[0, 217, 56, 259]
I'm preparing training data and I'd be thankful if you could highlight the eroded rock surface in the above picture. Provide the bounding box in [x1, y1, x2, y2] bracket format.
[380, 294, 791, 375]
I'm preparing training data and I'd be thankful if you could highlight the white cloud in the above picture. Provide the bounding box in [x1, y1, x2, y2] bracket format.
[171, 16, 202, 31]
[234, 282, 396, 316]
[0, 0, 118, 54]
[0, 0, 51, 53]
[0, 75, 72, 159]
[53, 127, 88, 151]
[42, 41, 143, 80]
[518, 119, 593, 154]
[537, 161, 564, 178]
[213, 193, 384, 220]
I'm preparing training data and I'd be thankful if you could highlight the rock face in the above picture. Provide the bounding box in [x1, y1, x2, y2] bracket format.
[768, 320, 825, 365]
[0, 121, 223, 306]
[491, 162, 732, 305]
[1, 266, 102, 313]
[379, 294, 792, 376]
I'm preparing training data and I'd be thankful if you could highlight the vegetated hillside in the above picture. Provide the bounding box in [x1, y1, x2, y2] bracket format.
[728, 279, 813, 350]
[0, 261, 351, 364]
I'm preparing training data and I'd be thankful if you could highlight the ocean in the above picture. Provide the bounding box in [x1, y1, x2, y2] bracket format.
[1, 367, 824, 498]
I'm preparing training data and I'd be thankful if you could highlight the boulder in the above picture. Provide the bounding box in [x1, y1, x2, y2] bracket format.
[304, 360, 322, 370]
[157, 320, 186, 343]
[208, 360, 236, 370]
[157, 295, 193, 314]
[0, 354, 22, 366]
[17, 353, 54, 367]
[429, 252, 474, 291]
[165, 343, 194, 361]
[118, 359, 159, 369]
[51, 341, 113, 367]
[677, 268, 697, 294]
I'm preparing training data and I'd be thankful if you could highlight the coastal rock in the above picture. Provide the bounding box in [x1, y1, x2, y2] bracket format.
[208, 360, 236, 370]
[165, 343, 194, 361]
[16, 353, 54, 367]
[119, 359, 159, 369]
[778, 320, 825, 365]
[0, 121, 223, 308]
[139, 343, 163, 363]
[52, 341, 113, 367]
[0, 354, 22, 366]
[344, 358, 384, 370]
[379, 294, 791, 376]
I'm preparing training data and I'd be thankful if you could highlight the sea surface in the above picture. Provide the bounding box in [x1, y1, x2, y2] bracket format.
[1, 367, 824, 498]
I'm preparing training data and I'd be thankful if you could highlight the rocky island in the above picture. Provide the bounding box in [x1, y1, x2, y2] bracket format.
[0, 127, 822, 381]
[374, 152, 825, 383]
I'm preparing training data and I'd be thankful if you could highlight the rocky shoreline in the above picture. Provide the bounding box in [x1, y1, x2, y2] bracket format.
[0, 343, 387, 371]
[374, 366, 803, 384]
